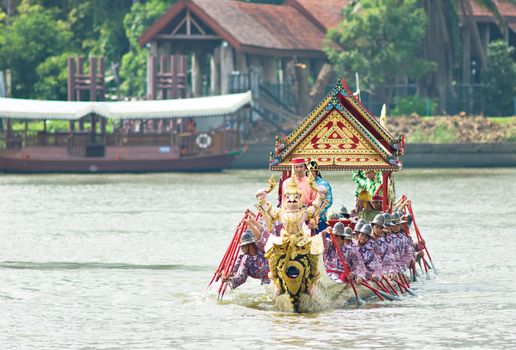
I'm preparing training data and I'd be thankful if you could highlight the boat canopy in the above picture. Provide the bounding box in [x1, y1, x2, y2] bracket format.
[0, 91, 252, 120]
[269, 79, 403, 172]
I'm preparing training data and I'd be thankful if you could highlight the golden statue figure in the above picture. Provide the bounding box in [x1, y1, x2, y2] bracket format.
[255, 170, 328, 312]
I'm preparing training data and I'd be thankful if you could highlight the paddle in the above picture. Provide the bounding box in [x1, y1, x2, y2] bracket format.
[207, 213, 246, 289]
[359, 281, 385, 301]
[407, 204, 438, 275]
[217, 212, 250, 298]
[329, 231, 361, 305]
[218, 211, 263, 299]
[361, 281, 401, 301]
[395, 273, 417, 296]
[382, 275, 400, 296]
[376, 279, 394, 296]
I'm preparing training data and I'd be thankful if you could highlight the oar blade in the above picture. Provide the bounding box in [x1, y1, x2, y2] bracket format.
[430, 260, 438, 275]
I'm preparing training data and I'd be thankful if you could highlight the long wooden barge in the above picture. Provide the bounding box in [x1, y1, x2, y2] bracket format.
[0, 92, 251, 173]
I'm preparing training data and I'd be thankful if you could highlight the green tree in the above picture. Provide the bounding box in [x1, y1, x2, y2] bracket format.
[0, 0, 73, 98]
[420, 0, 516, 109]
[481, 40, 516, 116]
[324, 0, 435, 103]
[120, 0, 175, 97]
[34, 52, 77, 100]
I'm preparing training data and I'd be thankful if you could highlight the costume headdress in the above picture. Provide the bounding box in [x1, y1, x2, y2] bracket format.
[285, 171, 302, 196]
[357, 189, 371, 210]
[307, 160, 320, 177]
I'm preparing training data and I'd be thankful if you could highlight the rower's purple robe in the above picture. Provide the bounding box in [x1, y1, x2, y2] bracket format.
[357, 240, 383, 280]
[229, 252, 270, 289]
[371, 236, 399, 274]
[323, 238, 367, 280]
[228, 223, 271, 289]
[396, 232, 416, 269]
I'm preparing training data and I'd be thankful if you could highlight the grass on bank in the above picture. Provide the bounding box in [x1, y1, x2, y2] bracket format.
[3, 116, 516, 144]
[391, 115, 516, 143]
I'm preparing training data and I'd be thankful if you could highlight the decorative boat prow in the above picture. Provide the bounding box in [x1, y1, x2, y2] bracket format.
[256, 169, 327, 312]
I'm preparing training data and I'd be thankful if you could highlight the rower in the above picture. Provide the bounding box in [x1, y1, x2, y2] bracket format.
[353, 218, 367, 245]
[339, 206, 350, 219]
[401, 212, 425, 271]
[371, 213, 399, 279]
[322, 223, 366, 284]
[329, 205, 350, 220]
[356, 224, 383, 282]
[391, 213, 416, 272]
[225, 230, 270, 290]
[383, 213, 402, 274]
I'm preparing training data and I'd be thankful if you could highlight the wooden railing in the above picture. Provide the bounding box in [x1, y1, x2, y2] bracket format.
[1, 129, 241, 157]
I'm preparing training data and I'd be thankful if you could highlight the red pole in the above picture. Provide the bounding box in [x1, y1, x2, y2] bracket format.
[329, 233, 360, 302]
[382, 276, 399, 296]
[208, 211, 251, 289]
[382, 172, 389, 212]
[218, 211, 261, 299]
[207, 219, 242, 288]
[375, 280, 391, 295]
[360, 281, 385, 301]
[407, 204, 433, 262]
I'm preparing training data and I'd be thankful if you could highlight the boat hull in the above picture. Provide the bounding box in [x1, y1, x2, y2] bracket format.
[0, 147, 242, 173]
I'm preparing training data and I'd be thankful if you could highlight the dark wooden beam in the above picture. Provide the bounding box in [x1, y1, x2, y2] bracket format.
[156, 34, 221, 40]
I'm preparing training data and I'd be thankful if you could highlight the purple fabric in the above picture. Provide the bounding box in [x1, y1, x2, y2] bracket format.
[255, 218, 271, 251]
[323, 239, 367, 279]
[371, 237, 399, 274]
[229, 252, 270, 289]
[396, 232, 416, 269]
[357, 240, 383, 280]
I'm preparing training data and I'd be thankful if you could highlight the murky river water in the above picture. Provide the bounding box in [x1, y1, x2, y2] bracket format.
[0, 168, 515, 349]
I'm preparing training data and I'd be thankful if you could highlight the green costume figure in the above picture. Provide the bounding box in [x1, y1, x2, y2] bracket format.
[358, 195, 383, 223]
[352, 170, 382, 198]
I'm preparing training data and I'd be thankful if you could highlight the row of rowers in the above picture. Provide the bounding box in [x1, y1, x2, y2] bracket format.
[225, 208, 423, 290]
[321, 211, 424, 285]
[223, 158, 422, 290]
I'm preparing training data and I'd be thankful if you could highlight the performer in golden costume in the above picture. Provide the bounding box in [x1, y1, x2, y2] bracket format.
[255, 168, 328, 311]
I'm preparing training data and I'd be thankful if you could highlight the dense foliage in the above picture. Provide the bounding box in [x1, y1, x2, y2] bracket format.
[0, 0, 514, 118]
[324, 0, 436, 103]
[480, 40, 516, 116]
[0, 0, 172, 99]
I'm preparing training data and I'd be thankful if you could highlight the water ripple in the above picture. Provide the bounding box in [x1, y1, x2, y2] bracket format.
[0, 261, 211, 271]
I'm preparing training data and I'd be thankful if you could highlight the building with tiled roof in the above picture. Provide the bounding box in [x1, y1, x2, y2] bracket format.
[139, 0, 516, 116]
[139, 0, 349, 103]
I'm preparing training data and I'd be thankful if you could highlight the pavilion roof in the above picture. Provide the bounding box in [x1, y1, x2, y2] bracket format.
[464, 0, 516, 24]
[269, 79, 403, 172]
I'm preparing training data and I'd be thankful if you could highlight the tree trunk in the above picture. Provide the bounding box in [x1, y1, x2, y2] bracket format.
[309, 63, 334, 106]
[460, 0, 487, 70]
[462, 27, 471, 84]
[294, 63, 310, 115]
[420, 0, 455, 113]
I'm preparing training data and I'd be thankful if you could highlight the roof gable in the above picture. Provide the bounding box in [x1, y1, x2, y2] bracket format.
[469, 0, 516, 20]
[288, 0, 350, 30]
[270, 79, 403, 172]
[139, 0, 326, 56]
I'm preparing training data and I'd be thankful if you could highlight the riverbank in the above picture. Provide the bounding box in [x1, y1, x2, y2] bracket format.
[232, 142, 516, 169]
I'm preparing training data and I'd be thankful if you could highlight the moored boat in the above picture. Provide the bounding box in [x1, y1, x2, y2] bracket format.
[0, 92, 251, 173]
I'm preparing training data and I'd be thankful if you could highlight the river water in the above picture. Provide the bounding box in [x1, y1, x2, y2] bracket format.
[0, 168, 515, 349]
